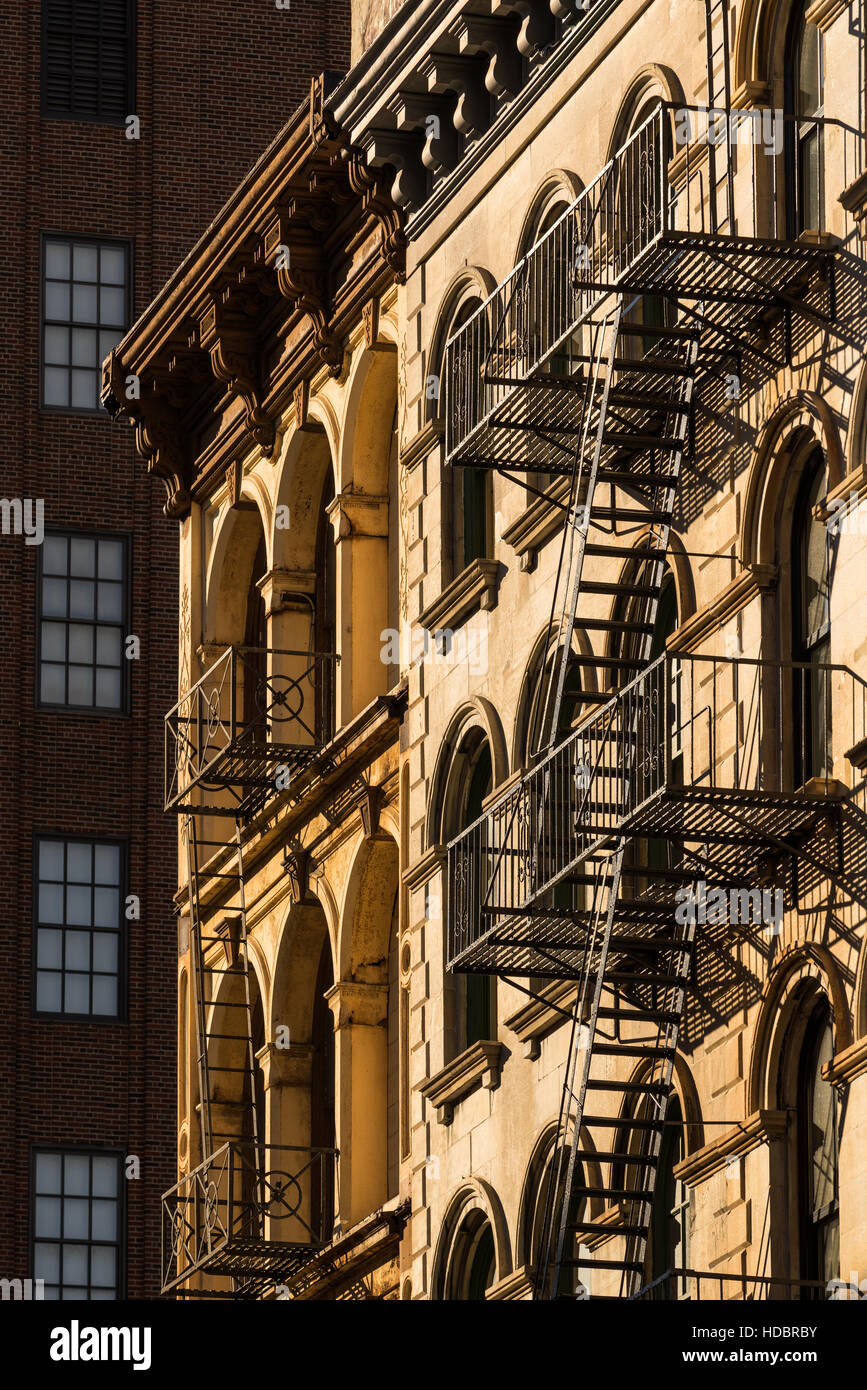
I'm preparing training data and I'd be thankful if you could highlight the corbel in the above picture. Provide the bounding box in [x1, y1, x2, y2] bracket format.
[358, 128, 428, 211]
[198, 294, 276, 455]
[358, 781, 387, 840]
[262, 208, 343, 376]
[103, 353, 192, 518]
[421, 54, 492, 139]
[215, 915, 242, 968]
[489, 1, 555, 57]
[343, 152, 407, 281]
[282, 839, 312, 902]
[388, 91, 459, 179]
[549, 0, 592, 19]
[452, 14, 523, 99]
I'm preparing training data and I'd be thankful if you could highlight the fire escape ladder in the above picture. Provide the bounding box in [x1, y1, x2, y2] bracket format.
[186, 813, 262, 1172]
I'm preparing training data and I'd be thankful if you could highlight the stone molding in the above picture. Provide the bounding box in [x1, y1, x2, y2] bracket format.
[418, 1039, 504, 1124]
[418, 557, 500, 631]
[674, 1109, 787, 1186]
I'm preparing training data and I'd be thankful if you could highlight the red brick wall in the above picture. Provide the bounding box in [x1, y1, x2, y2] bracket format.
[0, 0, 349, 1300]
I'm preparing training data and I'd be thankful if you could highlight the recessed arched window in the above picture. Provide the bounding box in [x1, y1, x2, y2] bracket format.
[649, 1095, 690, 1295]
[791, 449, 831, 783]
[310, 935, 336, 1239]
[461, 741, 496, 1048]
[443, 1210, 496, 1300]
[796, 1000, 839, 1286]
[447, 298, 493, 575]
[785, 0, 824, 236]
[243, 528, 268, 744]
[617, 97, 672, 355]
[530, 1144, 588, 1297]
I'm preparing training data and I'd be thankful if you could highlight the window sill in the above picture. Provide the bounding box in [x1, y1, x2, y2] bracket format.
[418, 558, 499, 632]
[418, 1040, 504, 1125]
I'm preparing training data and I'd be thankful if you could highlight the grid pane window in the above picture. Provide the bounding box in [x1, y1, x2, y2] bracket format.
[33, 1150, 122, 1299]
[42, 239, 128, 411]
[35, 837, 123, 1018]
[39, 532, 127, 710]
[43, 0, 134, 122]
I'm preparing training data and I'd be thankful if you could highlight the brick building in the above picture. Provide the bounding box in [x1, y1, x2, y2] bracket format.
[0, 0, 349, 1299]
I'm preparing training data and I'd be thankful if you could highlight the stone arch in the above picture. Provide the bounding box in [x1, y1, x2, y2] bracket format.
[430, 1178, 512, 1298]
[606, 64, 687, 159]
[426, 266, 498, 424]
[513, 168, 585, 265]
[426, 696, 509, 848]
[271, 418, 337, 576]
[741, 393, 844, 571]
[511, 622, 597, 769]
[604, 528, 695, 669]
[846, 356, 867, 480]
[515, 1121, 605, 1271]
[204, 484, 271, 647]
[339, 342, 398, 495]
[747, 942, 852, 1112]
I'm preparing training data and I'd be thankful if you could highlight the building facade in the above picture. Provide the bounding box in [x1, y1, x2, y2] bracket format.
[0, 1, 350, 1299]
[110, 0, 867, 1300]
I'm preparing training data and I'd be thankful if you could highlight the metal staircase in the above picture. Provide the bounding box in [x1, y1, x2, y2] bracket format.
[443, 96, 855, 1298]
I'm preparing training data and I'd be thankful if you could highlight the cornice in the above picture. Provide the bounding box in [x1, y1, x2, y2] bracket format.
[486, 1265, 535, 1300]
[101, 76, 406, 517]
[328, 0, 626, 235]
[824, 1035, 867, 1088]
[840, 170, 867, 232]
[674, 1109, 787, 1186]
[403, 843, 447, 891]
[504, 978, 578, 1058]
[418, 557, 500, 630]
[501, 478, 571, 570]
[400, 417, 444, 472]
[804, 0, 849, 31]
[667, 564, 778, 653]
[418, 1039, 504, 1124]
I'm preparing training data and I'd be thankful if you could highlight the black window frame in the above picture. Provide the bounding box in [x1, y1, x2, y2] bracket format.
[30, 1145, 127, 1300]
[32, 832, 129, 1024]
[39, 232, 132, 417]
[41, 0, 137, 125]
[37, 527, 132, 716]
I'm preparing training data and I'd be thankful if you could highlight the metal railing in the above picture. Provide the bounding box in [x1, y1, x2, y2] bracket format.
[447, 655, 866, 966]
[444, 101, 857, 460]
[631, 1267, 849, 1300]
[161, 1141, 337, 1294]
[165, 645, 337, 811]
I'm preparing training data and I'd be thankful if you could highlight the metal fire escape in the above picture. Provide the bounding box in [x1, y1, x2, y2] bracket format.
[161, 645, 339, 1298]
[444, 99, 861, 1298]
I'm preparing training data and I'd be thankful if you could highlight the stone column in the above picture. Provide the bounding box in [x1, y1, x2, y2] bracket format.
[326, 979, 389, 1228]
[327, 493, 390, 726]
[256, 1041, 315, 1242]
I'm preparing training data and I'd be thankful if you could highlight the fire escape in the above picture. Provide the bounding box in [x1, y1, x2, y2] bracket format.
[444, 99, 864, 1298]
[161, 644, 341, 1299]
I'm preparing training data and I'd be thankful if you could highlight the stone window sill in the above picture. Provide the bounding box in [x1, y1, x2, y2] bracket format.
[418, 1040, 504, 1125]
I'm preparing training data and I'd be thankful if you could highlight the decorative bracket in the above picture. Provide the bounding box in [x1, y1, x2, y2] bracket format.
[452, 14, 523, 98]
[199, 297, 276, 455]
[283, 839, 312, 902]
[103, 351, 192, 518]
[262, 208, 344, 376]
[422, 53, 492, 139]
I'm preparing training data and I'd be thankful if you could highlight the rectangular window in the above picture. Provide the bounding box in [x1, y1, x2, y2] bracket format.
[32, 1149, 124, 1299]
[34, 836, 125, 1019]
[42, 0, 135, 122]
[38, 532, 128, 711]
[42, 237, 129, 412]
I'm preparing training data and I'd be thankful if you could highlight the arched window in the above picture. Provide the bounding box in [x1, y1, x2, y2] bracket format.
[797, 1001, 839, 1286]
[447, 298, 493, 575]
[443, 1210, 496, 1300]
[530, 1145, 588, 1297]
[650, 1095, 690, 1295]
[618, 98, 672, 355]
[785, 0, 824, 236]
[242, 529, 268, 744]
[792, 449, 831, 783]
[462, 742, 496, 1049]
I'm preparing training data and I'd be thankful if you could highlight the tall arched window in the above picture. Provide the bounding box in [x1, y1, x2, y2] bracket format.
[462, 742, 496, 1048]
[447, 298, 493, 575]
[242, 527, 268, 742]
[792, 450, 831, 783]
[310, 935, 336, 1239]
[442, 1210, 496, 1300]
[785, 0, 824, 236]
[797, 1001, 839, 1286]
[618, 98, 672, 356]
[650, 1095, 690, 1295]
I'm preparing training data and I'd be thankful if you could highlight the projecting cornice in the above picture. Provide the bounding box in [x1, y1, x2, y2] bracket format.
[101, 74, 406, 517]
[327, 0, 623, 232]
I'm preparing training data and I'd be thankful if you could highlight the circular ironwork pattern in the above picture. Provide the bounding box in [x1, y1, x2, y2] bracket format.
[260, 1171, 304, 1221]
[256, 673, 305, 724]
